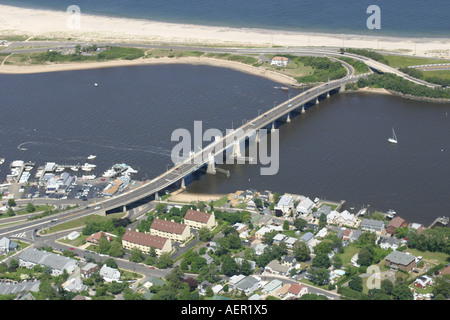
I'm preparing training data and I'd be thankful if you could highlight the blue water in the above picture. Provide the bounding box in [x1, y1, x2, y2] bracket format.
[2, 0, 449, 37]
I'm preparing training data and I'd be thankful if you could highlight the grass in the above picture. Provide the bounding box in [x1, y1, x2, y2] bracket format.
[264, 55, 314, 78]
[405, 248, 449, 266]
[421, 69, 450, 80]
[40, 212, 125, 234]
[337, 245, 360, 266]
[382, 54, 450, 68]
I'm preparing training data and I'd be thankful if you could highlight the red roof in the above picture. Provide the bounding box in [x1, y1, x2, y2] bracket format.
[288, 283, 306, 295]
[122, 229, 169, 249]
[151, 218, 187, 235]
[388, 216, 407, 228]
[184, 209, 212, 224]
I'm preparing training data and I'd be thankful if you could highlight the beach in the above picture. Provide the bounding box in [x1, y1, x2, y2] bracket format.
[1, 4, 450, 58]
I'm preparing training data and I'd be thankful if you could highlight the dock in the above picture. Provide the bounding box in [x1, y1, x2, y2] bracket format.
[428, 216, 449, 229]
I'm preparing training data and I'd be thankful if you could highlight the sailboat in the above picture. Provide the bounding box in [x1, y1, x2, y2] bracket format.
[388, 128, 398, 144]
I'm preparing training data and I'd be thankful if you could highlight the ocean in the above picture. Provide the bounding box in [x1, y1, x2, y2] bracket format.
[1, 0, 450, 38]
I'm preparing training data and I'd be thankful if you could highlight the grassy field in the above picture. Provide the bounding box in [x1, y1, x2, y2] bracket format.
[382, 54, 450, 68]
[421, 69, 450, 80]
[264, 55, 314, 78]
[41, 212, 126, 235]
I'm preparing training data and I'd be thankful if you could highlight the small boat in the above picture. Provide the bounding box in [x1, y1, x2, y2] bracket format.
[0, 158, 4, 165]
[388, 128, 398, 144]
[81, 163, 96, 171]
[281, 87, 289, 92]
[94, 83, 98, 87]
[87, 155, 97, 160]
[71, 167, 79, 172]
[388, 209, 396, 215]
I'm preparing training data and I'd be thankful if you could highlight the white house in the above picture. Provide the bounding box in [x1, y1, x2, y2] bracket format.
[380, 237, 400, 251]
[275, 195, 294, 215]
[270, 56, 289, 67]
[99, 265, 121, 282]
[296, 197, 315, 215]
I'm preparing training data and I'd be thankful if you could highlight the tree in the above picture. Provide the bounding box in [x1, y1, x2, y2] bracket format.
[308, 267, 330, 286]
[357, 245, 375, 267]
[129, 248, 144, 263]
[198, 227, 213, 242]
[349, 276, 363, 292]
[380, 279, 394, 295]
[7, 199, 16, 207]
[293, 218, 307, 231]
[332, 255, 343, 269]
[221, 255, 239, 276]
[283, 220, 290, 231]
[392, 284, 413, 300]
[98, 235, 111, 254]
[104, 258, 118, 269]
[312, 252, 331, 269]
[394, 226, 409, 239]
[238, 259, 253, 276]
[108, 241, 124, 257]
[293, 241, 311, 262]
[26, 202, 35, 213]
[157, 252, 173, 269]
[432, 275, 450, 298]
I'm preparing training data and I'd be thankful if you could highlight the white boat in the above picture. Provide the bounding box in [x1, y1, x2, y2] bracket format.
[102, 169, 116, 178]
[55, 167, 65, 173]
[388, 128, 398, 144]
[81, 163, 97, 171]
[0, 158, 5, 165]
[87, 155, 97, 160]
[71, 167, 79, 172]
[388, 209, 396, 215]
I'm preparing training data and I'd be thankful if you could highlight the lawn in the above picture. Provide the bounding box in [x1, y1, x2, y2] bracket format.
[337, 245, 360, 266]
[405, 248, 449, 266]
[382, 54, 450, 68]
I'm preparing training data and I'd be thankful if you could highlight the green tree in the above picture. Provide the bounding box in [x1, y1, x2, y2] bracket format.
[7, 199, 16, 207]
[157, 252, 173, 269]
[26, 202, 35, 213]
[129, 248, 144, 263]
[104, 258, 118, 269]
[293, 218, 307, 231]
[349, 276, 363, 292]
[198, 227, 213, 242]
[308, 267, 330, 286]
[221, 255, 239, 276]
[108, 241, 124, 258]
[312, 252, 331, 269]
[380, 279, 394, 295]
[357, 245, 375, 266]
[283, 220, 290, 231]
[392, 284, 414, 300]
[332, 255, 343, 269]
[293, 241, 311, 262]
[98, 235, 111, 254]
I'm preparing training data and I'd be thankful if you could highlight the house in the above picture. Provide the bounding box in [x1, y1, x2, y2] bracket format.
[300, 232, 315, 246]
[327, 210, 357, 227]
[281, 256, 298, 269]
[235, 258, 256, 271]
[316, 227, 328, 239]
[271, 56, 289, 67]
[0, 237, 18, 255]
[254, 243, 268, 256]
[286, 283, 308, 299]
[273, 233, 286, 246]
[264, 260, 290, 276]
[296, 198, 315, 215]
[414, 275, 433, 288]
[184, 209, 215, 230]
[313, 205, 332, 219]
[385, 251, 416, 272]
[262, 279, 283, 294]
[122, 229, 172, 255]
[86, 231, 116, 245]
[380, 237, 400, 250]
[386, 216, 407, 234]
[18, 248, 78, 276]
[233, 222, 248, 234]
[99, 265, 120, 282]
[150, 218, 191, 243]
[255, 225, 283, 240]
[274, 195, 294, 216]
[361, 219, 386, 233]
[283, 236, 297, 249]
[409, 223, 426, 235]
[81, 262, 100, 279]
[63, 276, 87, 293]
[349, 230, 362, 243]
[231, 275, 261, 295]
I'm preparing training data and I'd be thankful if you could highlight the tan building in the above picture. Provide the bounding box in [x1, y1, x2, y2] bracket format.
[184, 209, 215, 230]
[122, 229, 172, 255]
[150, 218, 191, 243]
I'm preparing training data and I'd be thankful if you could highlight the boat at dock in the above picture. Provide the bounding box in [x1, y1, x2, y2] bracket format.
[71, 167, 79, 172]
[81, 163, 96, 171]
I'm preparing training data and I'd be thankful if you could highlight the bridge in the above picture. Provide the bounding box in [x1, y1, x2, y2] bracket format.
[92, 63, 361, 215]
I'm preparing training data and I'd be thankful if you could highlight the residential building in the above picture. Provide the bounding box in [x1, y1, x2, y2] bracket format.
[81, 262, 99, 279]
[264, 260, 290, 276]
[380, 237, 400, 251]
[99, 265, 120, 282]
[184, 209, 215, 230]
[286, 283, 308, 299]
[150, 218, 190, 243]
[63, 276, 87, 293]
[385, 251, 416, 272]
[86, 231, 116, 245]
[255, 225, 283, 240]
[274, 195, 294, 215]
[327, 210, 357, 227]
[122, 229, 172, 255]
[386, 216, 408, 234]
[300, 232, 315, 246]
[262, 279, 283, 294]
[233, 222, 248, 234]
[271, 56, 289, 67]
[313, 205, 332, 219]
[360, 219, 386, 233]
[230, 275, 261, 295]
[414, 275, 433, 289]
[18, 248, 78, 276]
[296, 197, 315, 215]
[0, 237, 18, 255]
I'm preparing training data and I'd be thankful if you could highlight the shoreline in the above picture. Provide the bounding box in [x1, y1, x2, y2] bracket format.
[1, 4, 450, 58]
[0, 56, 298, 85]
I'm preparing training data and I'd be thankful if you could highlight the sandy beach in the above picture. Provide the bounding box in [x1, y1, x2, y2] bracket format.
[1, 4, 450, 58]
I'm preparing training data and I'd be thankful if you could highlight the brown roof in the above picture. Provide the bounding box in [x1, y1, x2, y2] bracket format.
[184, 209, 212, 224]
[288, 283, 306, 295]
[388, 216, 407, 228]
[272, 56, 289, 61]
[151, 218, 187, 235]
[122, 229, 169, 249]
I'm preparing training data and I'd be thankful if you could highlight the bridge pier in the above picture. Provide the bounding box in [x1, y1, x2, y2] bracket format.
[326, 91, 330, 98]
[340, 84, 345, 92]
[301, 106, 306, 114]
[271, 122, 276, 132]
[286, 113, 291, 123]
[181, 177, 186, 189]
[155, 192, 160, 201]
[232, 139, 242, 157]
[206, 153, 216, 175]
[315, 97, 319, 105]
